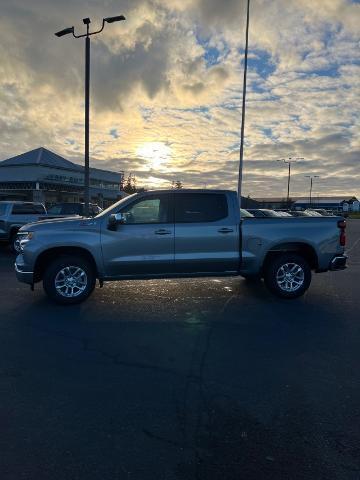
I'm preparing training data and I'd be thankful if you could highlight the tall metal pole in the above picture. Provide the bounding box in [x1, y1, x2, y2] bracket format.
[287, 162, 291, 205]
[54, 15, 126, 217]
[84, 33, 90, 217]
[238, 0, 250, 209]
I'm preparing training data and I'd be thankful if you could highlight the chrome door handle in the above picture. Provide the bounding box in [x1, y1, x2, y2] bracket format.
[154, 229, 172, 235]
[218, 228, 234, 234]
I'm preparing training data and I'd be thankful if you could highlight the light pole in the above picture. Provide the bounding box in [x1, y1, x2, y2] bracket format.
[277, 157, 304, 206]
[55, 15, 126, 216]
[305, 175, 319, 207]
[238, 0, 250, 209]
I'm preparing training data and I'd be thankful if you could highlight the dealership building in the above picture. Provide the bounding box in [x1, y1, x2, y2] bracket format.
[0, 147, 125, 207]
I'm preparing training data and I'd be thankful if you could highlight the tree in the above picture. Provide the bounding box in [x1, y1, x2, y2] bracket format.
[172, 180, 183, 189]
[122, 173, 146, 194]
[123, 173, 137, 194]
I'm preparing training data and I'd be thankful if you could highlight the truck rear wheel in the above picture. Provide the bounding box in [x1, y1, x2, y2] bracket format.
[43, 255, 96, 305]
[264, 253, 311, 299]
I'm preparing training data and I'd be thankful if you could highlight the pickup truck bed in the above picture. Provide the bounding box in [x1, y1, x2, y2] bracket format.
[241, 215, 345, 275]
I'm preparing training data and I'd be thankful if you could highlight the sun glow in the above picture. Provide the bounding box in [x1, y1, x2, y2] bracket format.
[136, 142, 171, 168]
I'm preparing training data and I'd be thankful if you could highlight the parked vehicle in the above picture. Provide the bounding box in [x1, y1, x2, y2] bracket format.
[247, 208, 281, 218]
[46, 202, 103, 218]
[290, 211, 313, 217]
[0, 201, 47, 252]
[304, 210, 323, 217]
[307, 209, 332, 216]
[276, 211, 292, 217]
[14, 189, 347, 304]
[0, 201, 103, 252]
[240, 208, 254, 218]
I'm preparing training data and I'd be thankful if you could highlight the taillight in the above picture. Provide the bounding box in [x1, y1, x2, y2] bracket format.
[338, 219, 346, 247]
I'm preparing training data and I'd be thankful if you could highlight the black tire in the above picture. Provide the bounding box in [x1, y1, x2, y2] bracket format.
[43, 255, 96, 305]
[10, 230, 20, 254]
[264, 253, 311, 299]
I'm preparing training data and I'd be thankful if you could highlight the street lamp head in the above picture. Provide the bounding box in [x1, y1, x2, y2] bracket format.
[54, 26, 74, 37]
[83, 18, 91, 25]
[104, 15, 126, 23]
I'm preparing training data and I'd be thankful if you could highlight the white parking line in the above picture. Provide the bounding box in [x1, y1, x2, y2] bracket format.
[347, 235, 360, 253]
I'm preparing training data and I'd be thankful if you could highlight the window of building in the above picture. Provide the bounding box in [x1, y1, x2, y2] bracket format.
[175, 193, 228, 223]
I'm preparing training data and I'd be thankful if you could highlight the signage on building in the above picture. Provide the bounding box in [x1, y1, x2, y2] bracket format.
[43, 174, 83, 185]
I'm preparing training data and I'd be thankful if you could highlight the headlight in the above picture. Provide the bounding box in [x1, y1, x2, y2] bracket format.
[17, 231, 34, 252]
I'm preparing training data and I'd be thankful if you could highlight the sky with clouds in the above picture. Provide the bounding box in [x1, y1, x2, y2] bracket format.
[0, 0, 359, 198]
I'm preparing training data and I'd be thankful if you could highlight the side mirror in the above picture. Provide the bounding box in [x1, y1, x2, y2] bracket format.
[108, 212, 126, 230]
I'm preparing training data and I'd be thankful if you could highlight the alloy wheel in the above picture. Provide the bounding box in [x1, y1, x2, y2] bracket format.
[54, 266, 88, 298]
[276, 262, 305, 292]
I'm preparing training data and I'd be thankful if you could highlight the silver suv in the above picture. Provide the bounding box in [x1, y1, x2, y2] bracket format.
[0, 201, 46, 252]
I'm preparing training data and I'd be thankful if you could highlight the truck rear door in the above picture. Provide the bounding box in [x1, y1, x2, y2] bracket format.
[174, 192, 239, 273]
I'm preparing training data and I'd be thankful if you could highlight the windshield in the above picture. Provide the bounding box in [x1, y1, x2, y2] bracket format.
[95, 194, 137, 218]
[48, 204, 82, 215]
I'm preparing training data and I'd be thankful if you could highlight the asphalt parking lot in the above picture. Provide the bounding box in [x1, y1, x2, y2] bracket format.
[1, 221, 359, 480]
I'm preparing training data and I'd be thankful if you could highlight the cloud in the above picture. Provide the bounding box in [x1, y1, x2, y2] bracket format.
[0, 0, 358, 197]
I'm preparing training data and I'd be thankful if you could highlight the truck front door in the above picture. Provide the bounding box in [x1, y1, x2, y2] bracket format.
[101, 193, 174, 277]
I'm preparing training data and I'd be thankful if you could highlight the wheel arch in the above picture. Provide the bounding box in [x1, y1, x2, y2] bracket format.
[34, 246, 98, 282]
[10, 226, 20, 237]
[263, 242, 318, 272]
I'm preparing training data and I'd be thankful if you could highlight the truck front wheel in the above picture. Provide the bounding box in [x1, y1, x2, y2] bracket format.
[264, 253, 311, 299]
[43, 255, 96, 305]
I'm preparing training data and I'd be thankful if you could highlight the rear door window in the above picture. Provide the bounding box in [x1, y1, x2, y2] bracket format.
[175, 193, 228, 223]
[12, 203, 46, 214]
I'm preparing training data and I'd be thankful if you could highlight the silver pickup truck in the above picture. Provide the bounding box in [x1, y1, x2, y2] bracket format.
[14, 189, 347, 304]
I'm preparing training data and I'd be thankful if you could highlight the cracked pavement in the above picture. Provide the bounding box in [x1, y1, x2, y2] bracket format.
[0, 221, 360, 479]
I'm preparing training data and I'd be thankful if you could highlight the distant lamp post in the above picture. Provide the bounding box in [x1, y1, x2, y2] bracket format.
[305, 175, 319, 207]
[55, 15, 126, 216]
[277, 157, 304, 206]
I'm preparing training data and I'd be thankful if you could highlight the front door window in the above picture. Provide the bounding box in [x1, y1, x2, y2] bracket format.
[120, 195, 171, 224]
